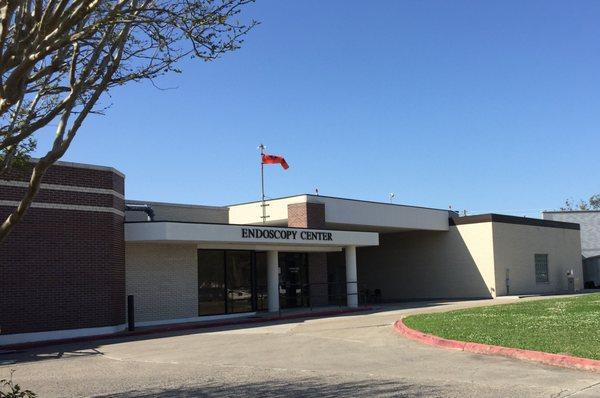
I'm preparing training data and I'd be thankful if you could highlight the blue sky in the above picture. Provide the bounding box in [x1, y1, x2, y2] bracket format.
[35, 1, 600, 216]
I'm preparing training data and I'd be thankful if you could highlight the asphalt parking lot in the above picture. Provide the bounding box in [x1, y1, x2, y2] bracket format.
[2, 297, 600, 397]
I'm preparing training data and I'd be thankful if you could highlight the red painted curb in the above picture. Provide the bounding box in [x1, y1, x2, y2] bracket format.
[0, 307, 371, 352]
[394, 319, 600, 372]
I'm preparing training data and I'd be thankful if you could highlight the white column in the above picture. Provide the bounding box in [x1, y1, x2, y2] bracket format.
[267, 250, 280, 312]
[345, 246, 358, 308]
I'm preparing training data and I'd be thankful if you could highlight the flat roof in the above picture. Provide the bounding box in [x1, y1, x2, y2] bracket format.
[450, 214, 580, 230]
[126, 199, 227, 210]
[543, 210, 600, 214]
[32, 159, 126, 178]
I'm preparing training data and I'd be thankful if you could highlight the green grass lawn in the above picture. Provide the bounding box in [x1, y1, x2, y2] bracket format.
[403, 293, 600, 360]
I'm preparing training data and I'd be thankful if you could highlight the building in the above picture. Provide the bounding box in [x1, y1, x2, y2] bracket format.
[543, 210, 600, 287]
[0, 161, 584, 346]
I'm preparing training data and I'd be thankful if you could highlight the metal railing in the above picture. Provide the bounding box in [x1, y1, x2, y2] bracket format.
[255, 282, 383, 314]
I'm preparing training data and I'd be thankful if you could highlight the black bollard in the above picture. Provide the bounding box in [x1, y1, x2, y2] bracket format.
[127, 295, 135, 331]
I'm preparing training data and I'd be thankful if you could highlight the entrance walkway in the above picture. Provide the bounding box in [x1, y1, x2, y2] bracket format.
[2, 297, 600, 397]
[132, 305, 370, 335]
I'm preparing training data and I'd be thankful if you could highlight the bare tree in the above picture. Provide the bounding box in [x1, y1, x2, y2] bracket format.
[560, 194, 600, 211]
[0, 0, 257, 242]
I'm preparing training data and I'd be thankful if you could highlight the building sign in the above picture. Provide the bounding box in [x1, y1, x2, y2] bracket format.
[241, 227, 333, 242]
[126, 222, 378, 247]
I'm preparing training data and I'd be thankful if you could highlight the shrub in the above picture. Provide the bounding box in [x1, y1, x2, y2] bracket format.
[0, 370, 36, 398]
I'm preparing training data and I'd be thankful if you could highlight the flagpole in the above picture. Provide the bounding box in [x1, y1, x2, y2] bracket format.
[259, 144, 266, 224]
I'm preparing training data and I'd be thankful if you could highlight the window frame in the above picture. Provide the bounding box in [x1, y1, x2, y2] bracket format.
[534, 253, 549, 284]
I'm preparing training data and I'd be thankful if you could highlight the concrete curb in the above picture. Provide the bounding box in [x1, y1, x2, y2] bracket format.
[1, 307, 371, 352]
[394, 319, 600, 372]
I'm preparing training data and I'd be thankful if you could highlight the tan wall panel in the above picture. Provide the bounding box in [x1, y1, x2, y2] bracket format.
[126, 243, 198, 322]
[492, 223, 583, 295]
[455, 223, 497, 297]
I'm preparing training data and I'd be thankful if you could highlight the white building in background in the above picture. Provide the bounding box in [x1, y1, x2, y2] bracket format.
[543, 210, 600, 287]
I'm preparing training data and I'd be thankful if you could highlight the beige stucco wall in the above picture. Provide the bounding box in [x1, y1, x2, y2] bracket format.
[357, 223, 496, 301]
[492, 223, 583, 295]
[126, 243, 198, 322]
[228, 196, 309, 225]
[454, 222, 497, 296]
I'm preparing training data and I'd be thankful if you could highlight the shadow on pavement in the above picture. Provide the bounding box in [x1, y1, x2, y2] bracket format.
[95, 377, 440, 397]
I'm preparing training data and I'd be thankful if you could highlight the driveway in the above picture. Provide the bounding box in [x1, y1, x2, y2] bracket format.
[2, 298, 600, 397]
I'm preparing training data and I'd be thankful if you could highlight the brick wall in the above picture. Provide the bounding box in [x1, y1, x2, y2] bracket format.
[0, 162, 125, 336]
[287, 202, 325, 229]
[2, 161, 124, 190]
[125, 243, 198, 322]
[308, 253, 329, 306]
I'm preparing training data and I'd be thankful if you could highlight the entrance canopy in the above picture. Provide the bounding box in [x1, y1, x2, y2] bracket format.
[125, 221, 379, 252]
[125, 221, 376, 311]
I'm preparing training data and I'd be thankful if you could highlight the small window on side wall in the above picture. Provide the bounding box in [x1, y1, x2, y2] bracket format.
[535, 254, 549, 283]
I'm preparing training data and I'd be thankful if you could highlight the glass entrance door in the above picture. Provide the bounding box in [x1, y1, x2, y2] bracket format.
[279, 253, 309, 309]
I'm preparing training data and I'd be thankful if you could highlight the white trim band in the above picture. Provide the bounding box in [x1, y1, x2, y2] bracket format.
[0, 324, 126, 346]
[0, 200, 125, 217]
[0, 180, 124, 199]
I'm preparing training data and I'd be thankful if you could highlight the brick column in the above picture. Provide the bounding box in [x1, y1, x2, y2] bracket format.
[308, 253, 329, 306]
[287, 202, 329, 306]
[287, 202, 325, 229]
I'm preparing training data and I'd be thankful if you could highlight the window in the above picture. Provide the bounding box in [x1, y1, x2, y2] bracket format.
[535, 254, 549, 283]
[198, 250, 266, 316]
[198, 250, 226, 315]
[255, 252, 268, 311]
[225, 251, 254, 314]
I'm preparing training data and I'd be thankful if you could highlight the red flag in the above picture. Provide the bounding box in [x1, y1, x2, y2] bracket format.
[262, 153, 289, 170]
